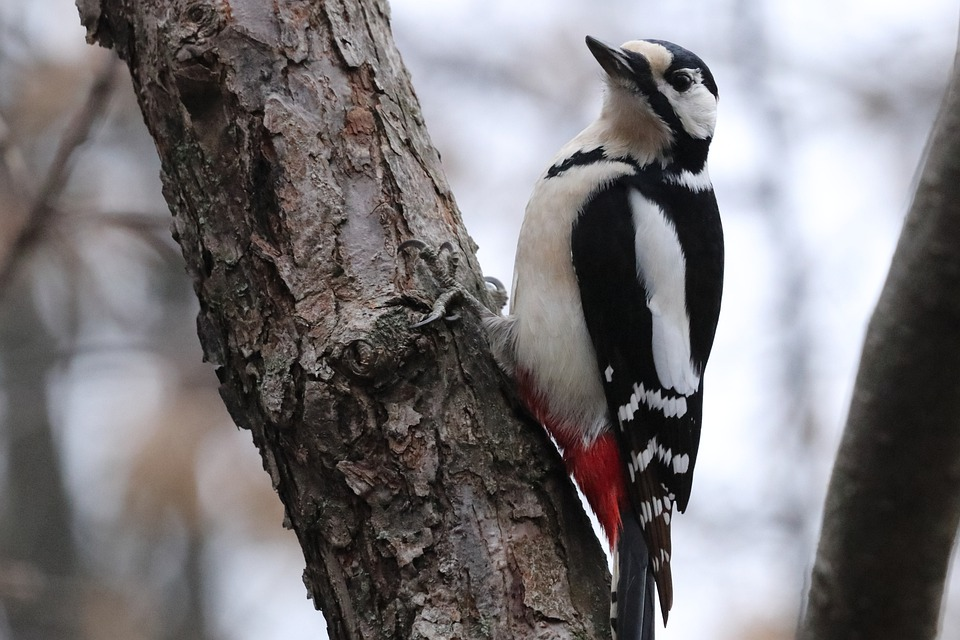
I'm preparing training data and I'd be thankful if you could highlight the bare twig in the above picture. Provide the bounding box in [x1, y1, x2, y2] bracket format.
[0, 109, 36, 202]
[92, 210, 182, 264]
[0, 55, 121, 298]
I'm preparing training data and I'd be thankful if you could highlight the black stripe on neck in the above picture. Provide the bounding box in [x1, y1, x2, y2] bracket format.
[545, 144, 712, 184]
[545, 147, 608, 178]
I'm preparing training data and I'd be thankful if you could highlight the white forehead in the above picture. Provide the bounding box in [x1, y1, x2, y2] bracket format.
[620, 40, 673, 76]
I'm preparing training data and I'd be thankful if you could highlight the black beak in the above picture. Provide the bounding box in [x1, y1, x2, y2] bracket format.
[585, 36, 636, 82]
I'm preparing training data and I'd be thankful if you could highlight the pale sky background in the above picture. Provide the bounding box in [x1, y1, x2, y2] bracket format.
[2, 0, 959, 639]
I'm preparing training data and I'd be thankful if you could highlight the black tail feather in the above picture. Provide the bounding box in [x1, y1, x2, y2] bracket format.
[612, 512, 656, 640]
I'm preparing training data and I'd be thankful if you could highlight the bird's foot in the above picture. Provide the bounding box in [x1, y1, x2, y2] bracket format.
[399, 240, 505, 328]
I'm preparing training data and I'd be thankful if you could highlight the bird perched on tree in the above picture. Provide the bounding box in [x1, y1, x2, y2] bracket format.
[404, 35, 723, 640]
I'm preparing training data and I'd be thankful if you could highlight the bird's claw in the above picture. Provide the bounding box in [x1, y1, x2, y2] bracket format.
[399, 239, 459, 289]
[409, 311, 445, 329]
[408, 287, 464, 328]
[400, 241, 467, 327]
[484, 276, 508, 313]
[400, 239, 503, 328]
[397, 239, 428, 252]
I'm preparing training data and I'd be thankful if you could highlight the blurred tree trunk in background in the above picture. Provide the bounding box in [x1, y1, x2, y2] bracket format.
[800, 32, 960, 640]
[0, 280, 78, 640]
[74, 1, 611, 638]
[0, 55, 121, 640]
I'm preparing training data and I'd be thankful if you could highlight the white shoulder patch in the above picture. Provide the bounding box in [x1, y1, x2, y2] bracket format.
[629, 190, 700, 395]
[665, 166, 713, 192]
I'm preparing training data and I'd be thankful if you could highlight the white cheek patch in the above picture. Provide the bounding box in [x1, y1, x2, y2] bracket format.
[658, 71, 717, 140]
[629, 190, 701, 395]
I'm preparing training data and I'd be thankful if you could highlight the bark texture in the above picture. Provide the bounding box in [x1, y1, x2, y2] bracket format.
[75, 1, 610, 638]
[800, 44, 960, 640]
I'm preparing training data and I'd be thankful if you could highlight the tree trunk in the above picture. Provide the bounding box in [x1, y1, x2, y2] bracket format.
[75, 1, 611, 638]
[800, 37, 960, 640]
[0, 279, 78, 640]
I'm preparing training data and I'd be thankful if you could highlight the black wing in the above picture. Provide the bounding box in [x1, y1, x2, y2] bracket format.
[571, 173, 723, 616]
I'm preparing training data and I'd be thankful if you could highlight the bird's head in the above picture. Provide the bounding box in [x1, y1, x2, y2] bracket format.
[585, 36, 718, 171]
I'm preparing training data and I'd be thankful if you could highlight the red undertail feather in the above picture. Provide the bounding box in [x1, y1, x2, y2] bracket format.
[517, 369, 627, 547]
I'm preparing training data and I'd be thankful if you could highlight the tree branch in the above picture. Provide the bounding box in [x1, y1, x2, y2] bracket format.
[800, 36, 960, 640]
[0, 56, 120, 298]
[75, 1, 611, 638]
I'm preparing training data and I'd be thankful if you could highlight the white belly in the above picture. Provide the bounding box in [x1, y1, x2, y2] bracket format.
[510, 158, 633, 445]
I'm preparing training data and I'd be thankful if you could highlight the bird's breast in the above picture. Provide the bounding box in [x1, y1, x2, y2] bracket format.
[510, 158, 634, 443]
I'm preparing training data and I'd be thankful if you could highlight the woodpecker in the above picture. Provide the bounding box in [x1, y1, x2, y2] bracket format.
[405, 35, 722, 640]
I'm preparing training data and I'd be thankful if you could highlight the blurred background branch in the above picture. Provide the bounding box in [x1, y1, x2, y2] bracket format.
[0, 56, 119, 298]
[801, 34, 960, 640]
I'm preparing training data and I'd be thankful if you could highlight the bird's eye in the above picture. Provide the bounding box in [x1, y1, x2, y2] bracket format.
[671, 71, 694, 92]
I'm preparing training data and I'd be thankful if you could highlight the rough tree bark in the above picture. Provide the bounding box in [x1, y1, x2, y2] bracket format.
[800, 34, 960, 640]
[75, 0, 611, 638]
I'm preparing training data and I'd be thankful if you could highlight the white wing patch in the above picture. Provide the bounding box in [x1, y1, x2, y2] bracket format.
[629, 190, 700, 395]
